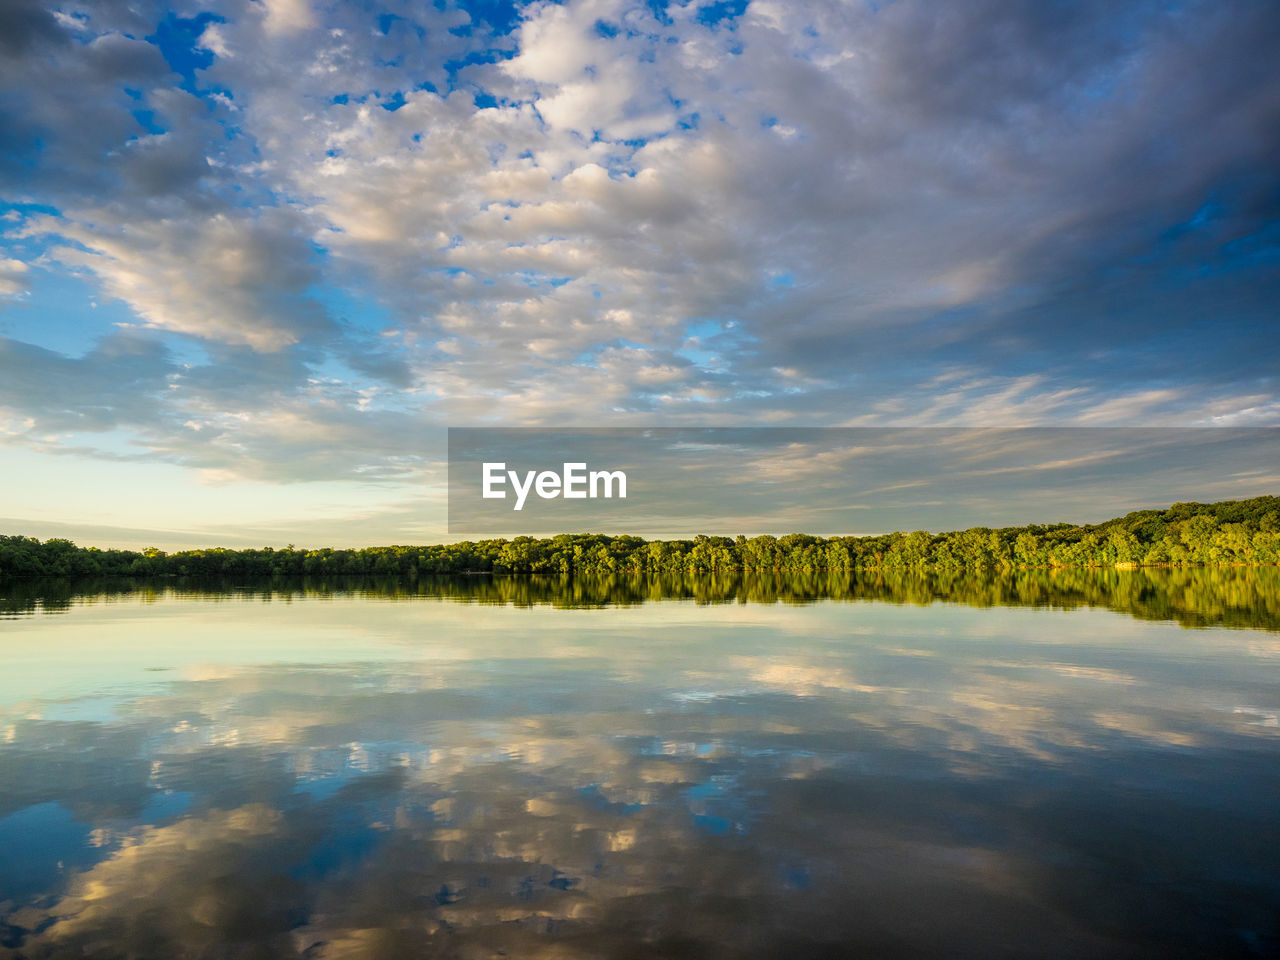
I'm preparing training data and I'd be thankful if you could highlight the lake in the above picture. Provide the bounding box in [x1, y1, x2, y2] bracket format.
[1, 569, 1278, 958]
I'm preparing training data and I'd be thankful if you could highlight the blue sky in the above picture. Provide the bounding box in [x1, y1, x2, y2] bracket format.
[0, 0, 1278, 547]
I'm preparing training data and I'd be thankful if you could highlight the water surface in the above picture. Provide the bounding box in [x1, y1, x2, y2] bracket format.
[2, 570, 1278, 958]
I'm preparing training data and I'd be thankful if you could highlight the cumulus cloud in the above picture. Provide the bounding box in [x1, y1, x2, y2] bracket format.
[0, 258, 29, 297]
[0, 0, 1277, 487]
[34, 210, 331, 350]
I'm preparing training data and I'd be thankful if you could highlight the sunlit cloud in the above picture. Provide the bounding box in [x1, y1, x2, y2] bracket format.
[0, 0, 1277, 542]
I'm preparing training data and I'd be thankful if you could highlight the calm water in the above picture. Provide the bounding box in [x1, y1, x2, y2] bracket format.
[1, 570, 1278, 959]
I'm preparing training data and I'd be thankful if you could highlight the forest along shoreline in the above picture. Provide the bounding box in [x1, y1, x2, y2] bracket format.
[2, 495, 1279, 579]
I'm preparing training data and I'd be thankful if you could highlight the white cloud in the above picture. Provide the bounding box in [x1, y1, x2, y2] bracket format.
[0, 0, 1276, 494]
[0, 257, 29, 296]
[260, 0, 315, 36]
[35, 211, 326, 351]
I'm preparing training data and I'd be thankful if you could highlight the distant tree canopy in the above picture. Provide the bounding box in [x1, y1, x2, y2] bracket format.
[2, 495, 1278, 580]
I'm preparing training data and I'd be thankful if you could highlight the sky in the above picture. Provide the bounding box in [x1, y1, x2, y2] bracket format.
[0, 0, 1278, 548]
[445, 427, 1280, 537]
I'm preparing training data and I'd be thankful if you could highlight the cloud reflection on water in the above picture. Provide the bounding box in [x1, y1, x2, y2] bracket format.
[1, 576, 1278, 957]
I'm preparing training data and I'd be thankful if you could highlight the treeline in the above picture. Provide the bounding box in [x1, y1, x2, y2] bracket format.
[2, 495, 1278, 580]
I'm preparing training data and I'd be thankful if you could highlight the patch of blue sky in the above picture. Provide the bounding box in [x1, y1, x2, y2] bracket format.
[676, 318, 748, 371]
[440, 46, 520, 109]
[1186, 204, 1215, 228]
[1134, 192, 1277, 277]
[146, 12, 224, 95]
[663, 389, 714, 404]
[443, 46, 519, 80]
[511, 270, 572, 288]
[1079, 66, 1126, 103]
[684, 317, 757, 347]
[676, 344, 719, 369]
[628, 125, 665, 147]
[1156, 230, 1280, 287]
[645, 0, 675, 26]
[289, 350, 358, 391]
[1, 135, 44, 171]
[448, 0, 526, 37]
[308, 283, 393, 338]
[695, 0, 750, 28]
[130, 108, 166, 135]
[0, 272, 137, 354]
[675, 325, 727, 366]
[1220, 221, 1280, 269]
[0, 200, 62, 237]
[158, 336, 215, 371]
[683, 319, 724, 340]
[611, 338, 657, 352]
[1160, 200, 1222, 243]
[592, 144, 653, 177]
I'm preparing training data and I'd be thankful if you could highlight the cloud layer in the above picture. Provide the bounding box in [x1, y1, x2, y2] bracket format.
[0, 0, 1277, 501]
